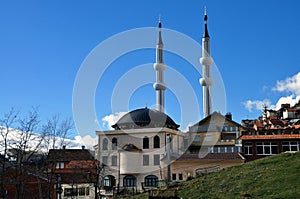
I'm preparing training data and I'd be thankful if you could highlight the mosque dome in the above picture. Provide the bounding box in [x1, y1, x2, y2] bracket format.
[112, 107, 179, 130]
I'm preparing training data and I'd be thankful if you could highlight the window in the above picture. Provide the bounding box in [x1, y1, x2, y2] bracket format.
[204, 134, 212, 141]
[194, 134, 200, 142]
[244, 142, 253, 155]
[143, 137, 149, 149]
[102, 156, 108, 165]
[143, 155, 149, 166]
[112, 137, 118, 150]
[103, 175, 116, 188]
[64, 188, 78, 197]
[154, 135, 160, 148]
[172, 173, 176, 181]
[256, 142, 278, 155]
[178, 173, 183, 181]
[103, 138, 108, 150]
[78, 187, 84, 196]
[154, 154, 160, 165]
[104, 176, 110, 187]
[183, 138, 189, 149]
[144, 175, 158, 187]
[56, 162, 64, 169]
[111, 156, 117, 166]
[123, 175, 136, 187]
[282, 141, 300, 152]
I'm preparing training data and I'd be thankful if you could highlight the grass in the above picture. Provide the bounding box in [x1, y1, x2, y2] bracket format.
[124, 152, 300, 198]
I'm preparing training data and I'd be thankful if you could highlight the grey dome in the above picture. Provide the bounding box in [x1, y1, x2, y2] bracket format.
[112, 107, 179, 130]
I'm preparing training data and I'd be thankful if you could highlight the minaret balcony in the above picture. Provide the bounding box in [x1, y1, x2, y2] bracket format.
[200, 56, 213, 66]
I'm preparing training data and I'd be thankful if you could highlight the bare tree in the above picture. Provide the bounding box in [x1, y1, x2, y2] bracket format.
[41, 114, 74, 198]
[0, 108, 19, 197]
[12, 107, 44, 199]
[42, 114, 74, 150]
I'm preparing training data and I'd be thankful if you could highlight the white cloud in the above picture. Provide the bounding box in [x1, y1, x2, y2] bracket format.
[243, 72, 300, 112]
[242, 99, 275, 112]
[273, 72, 300, 96]
[275, 95, 300, 110]
[73, 134, 98, 149]
[102, 112, 127, 130]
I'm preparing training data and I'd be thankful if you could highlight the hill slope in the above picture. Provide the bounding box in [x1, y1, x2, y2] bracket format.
[129, 152, 300, 198]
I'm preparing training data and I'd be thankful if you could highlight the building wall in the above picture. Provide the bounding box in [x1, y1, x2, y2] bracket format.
[162, 159, 244, 181]
[242, 139, 300, 161]
[95, 128, 185, 192]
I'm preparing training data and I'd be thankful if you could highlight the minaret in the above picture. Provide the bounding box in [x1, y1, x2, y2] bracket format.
[153, 18, 167, 112]
[199, 8, 214, 118]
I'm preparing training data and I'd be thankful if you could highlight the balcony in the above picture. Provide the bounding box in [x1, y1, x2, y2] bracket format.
[216, 139, 235, 146]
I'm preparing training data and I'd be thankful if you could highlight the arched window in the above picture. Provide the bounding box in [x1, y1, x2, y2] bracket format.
[103, 175, 116, 190]
[144, 175, 158, 187]
[112, 137, 118, 150]
[123, 175, 136, 187]
[154, 135, 160, 148]
[143, 137, 149, 149]
[103, 138, 108, 150]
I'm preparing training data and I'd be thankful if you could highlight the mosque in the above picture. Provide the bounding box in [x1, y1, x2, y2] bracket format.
[94, 10, 245, 197]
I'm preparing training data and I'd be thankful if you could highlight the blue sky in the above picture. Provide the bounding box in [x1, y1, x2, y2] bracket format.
[1, 1, 300, 138]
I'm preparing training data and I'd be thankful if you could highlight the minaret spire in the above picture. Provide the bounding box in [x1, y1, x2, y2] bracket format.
[153, 17, 167, 112]
[199, 7, 214, 118]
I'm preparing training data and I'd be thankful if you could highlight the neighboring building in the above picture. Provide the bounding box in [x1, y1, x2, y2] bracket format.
[166, 153, 244, 179]
[47, 147, 98, 199]
[1, 164, 50, 199]
[240, 134, 300, 161]
[188, 112, 246, 154]
[240, 103, 300, 161]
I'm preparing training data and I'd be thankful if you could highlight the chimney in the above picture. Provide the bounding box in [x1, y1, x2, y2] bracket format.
[225, 112, 232, 120]
[62, 145, 66, 150]
[281, 104, 290, 109]
[82, 145, 85, 150]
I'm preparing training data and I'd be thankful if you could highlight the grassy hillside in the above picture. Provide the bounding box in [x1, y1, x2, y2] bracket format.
[127, 152, 300, 199]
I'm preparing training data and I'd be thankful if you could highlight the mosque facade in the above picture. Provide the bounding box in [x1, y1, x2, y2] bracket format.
[94, 10, 244, 197]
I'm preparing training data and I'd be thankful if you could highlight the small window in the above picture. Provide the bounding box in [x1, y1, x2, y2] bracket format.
[194, 134, 200, 142]
[154, 135, 160, 148]
[102, 156, 108, 165]
[78, 187, 86, 196]
[103, 138, 108, 150]
[104, 176, 110, 187]
[112, 137, 118, 150]
[178, 173, 183, 181]
[143, 137, 149, 149]
[111, 156, 117, 166]
[143, 155, 149, 166]
[244, 142, 253, 155]
[56, 162, 64, 169]
[154, 154, 160, 165]
[172, 173, 176, 181]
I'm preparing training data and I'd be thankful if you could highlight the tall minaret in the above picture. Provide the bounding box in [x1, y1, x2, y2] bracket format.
[153, 18, 167, 112]
[199, 8, 214, 118]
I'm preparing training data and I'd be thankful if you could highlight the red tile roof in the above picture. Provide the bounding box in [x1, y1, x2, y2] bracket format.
[47, 149, 94, 162]
[240, 134, 300, 140]
[66, 160, 98, 169]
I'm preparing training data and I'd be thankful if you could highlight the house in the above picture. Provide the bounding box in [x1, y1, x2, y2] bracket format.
[47, 147, 99, 199]
[1, 164, 51, 199]
[187, 112, 246, 154]
[240, 103, 300, 161]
